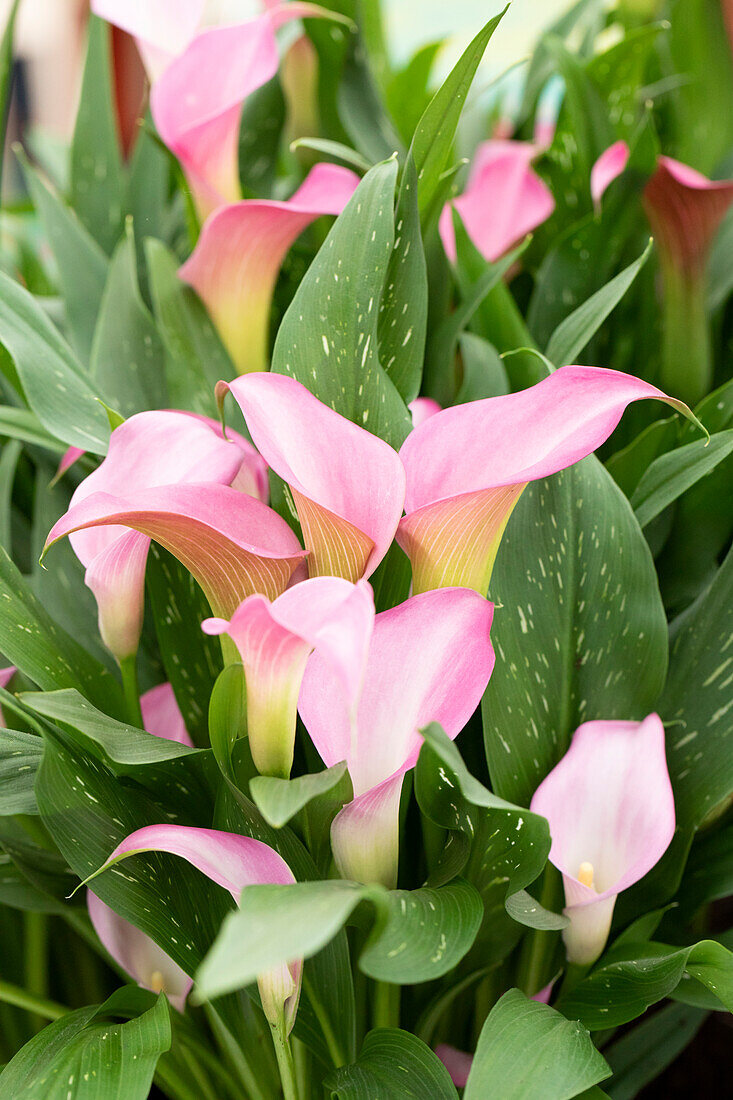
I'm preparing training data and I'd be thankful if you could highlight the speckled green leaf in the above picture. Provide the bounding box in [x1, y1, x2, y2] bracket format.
[482, 457, 668, 806]
[0, 728, 42, 815]
[557, 939, 733, 1030]
[631, 430, 733, 529]
[0, 273, 110, 452]
[0, 989, 170, 1100]
[0, 545, 124, 718]
[465, 989, 610, 1100]
[197, 878, 482, 999]
[90, 227, 167, 416]
[70, 15, 125, 254]
[18, 149, 109, 365]
[272, 159, 411, 448]
[250, 762, 349, 828]
[662, 542, 733, 828]
[326, 1029, 459, 1100]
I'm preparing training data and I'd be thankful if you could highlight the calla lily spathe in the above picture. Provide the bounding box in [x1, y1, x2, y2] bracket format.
[590, 140, 630, 207]
[179, 164, 359, 375]
[397, 366, 697, 596]
[408, 397, 442, 428]
[220, 373, 407, 582]
[298, 588, 495, 888]
[44, 411, 303, 659]
[140, 682, 194, 748]
[203, 577, 374, 777]
[439, 140, 555, 263]
[530, 714, 675, 966]
[92, 824, 300, 1031]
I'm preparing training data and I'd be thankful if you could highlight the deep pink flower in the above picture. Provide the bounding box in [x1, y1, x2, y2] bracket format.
[179, 164, 359, 375]
[92, 824, 300, 1031]
[203, 578, 374, 777]
[397, 366, 695, 595]
[408, 397, 442, 428]
[530, 715, 675, 965]
[439, 140, 555, 263]
[220, 373, 406, 583]
[298, 588, 495, 887]
[44, 412, 303, 657]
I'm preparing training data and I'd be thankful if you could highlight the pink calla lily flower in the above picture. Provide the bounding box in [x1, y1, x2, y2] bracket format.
[91, 1, 205, 78]
[590, 139, 630, 207]
[397, 365, 696, 596]
[298, 588, 495, 887]
[140, 682, 193, 747]
[203, 577, 374, 777]
[44, 411, 301, 659]
[179, 164, 359, 375]
[219, 373, 406, 583]
[435, 1044, 473, 1089]
[92, 824, 300, 1031]
[439, 140, 555, 264]
[530, 714, 675, 966]
[150, 4, 342, 214]
[408, 397, 442, 428]
[88, 891, 193, 1011]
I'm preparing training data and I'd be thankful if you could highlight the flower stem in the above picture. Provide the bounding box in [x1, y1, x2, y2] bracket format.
[24, 911, 48, 1032]
[270, 1020, 300, 1100]
[372, 980, 400, 1030]
[119, 653, 143, 728]
[0, 979, 68, 1021]
[659, 259, 711, 407]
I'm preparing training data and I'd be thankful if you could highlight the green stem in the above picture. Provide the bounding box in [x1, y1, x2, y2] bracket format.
[558, 961, 590, 999]
[24, 910, 48, 1031]
[0, 978, 68, 1021]
[119, 653, 143, 727]
[372, 980, 400, 1030]
[659, 259, 711, 407]
[270, 1021, 300, 1100]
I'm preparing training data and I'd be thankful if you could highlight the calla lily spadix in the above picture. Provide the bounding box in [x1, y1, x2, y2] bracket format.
[203, 577, 374, 777]
[219, 373, 406, 583]
[298, 588, 495, 888]
[397, 365, 698, 596]
[179, 163, 359, 376]
[439, 140, 555, 264]
[44, 411, 303, 661]
[530, 714, 675, 966]
[89, 824, 300, 1031]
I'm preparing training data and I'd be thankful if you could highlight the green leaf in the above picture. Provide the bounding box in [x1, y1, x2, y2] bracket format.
[0, 406, 64, 452]
[377, 156, 427, 403]
[603, 1002, 707, 1100]
[0, 729, 42, 815]
[70, 15, 125, 253]
[196, 878, 483, 999]
[0, 989, 171, 1099]
[271, 159, 412, 448]
[20, 689, 199, 769]
[326, 1028, 459, 1099]
[239, 74, 286, 197]
[290, 137, 371, 173]
[545, 242, 652, 368]
[18, 148, 109, 364]
[90, 225, 167, 415]
[416, 725, 559, 936]
[662, 542, 733, 827]
[605, 416, 678, 499]
[456, 333, 509, 401]
[409, 9, 507, 220]
[558, 939, 733, 1029]
[465, 989, 609, 1100]
[146, 239, 234, 415]
[0, 438, 20, 549]
[146, 544, 223, 746]
[631, 429, 733, 528]
[0, 272, 110, 452]
[249, 762, 349, 828]
[483, 457, 668, 805]
[0, 0, 20, 197]
[386, 40, 443, 146]
[0, 545, 124, 717]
